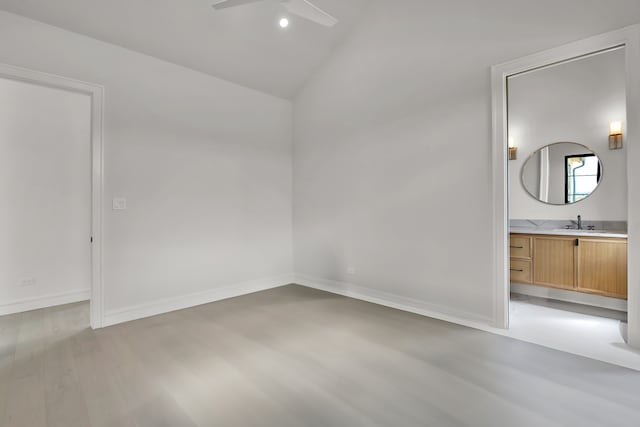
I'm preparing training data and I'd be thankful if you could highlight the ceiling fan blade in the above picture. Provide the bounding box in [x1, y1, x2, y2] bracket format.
[211, 0, 266, 10]
[282, 0, 338, 27]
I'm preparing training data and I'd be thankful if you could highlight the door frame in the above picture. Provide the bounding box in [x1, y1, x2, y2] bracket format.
[0, 63, 105, 329]
[491, 24, 640, 348]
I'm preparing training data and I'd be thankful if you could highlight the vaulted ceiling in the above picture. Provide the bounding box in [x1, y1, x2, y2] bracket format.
[0, 0, 370, 99]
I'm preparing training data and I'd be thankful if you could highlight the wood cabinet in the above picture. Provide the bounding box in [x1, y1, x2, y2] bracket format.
[577, 238, 627, 298]
[533, 236, 576, 290]
[509, 233, 627, 299]
[509, 235, 532, 283]
[510, 235, 532, 259]
[510, 259, 532, 283]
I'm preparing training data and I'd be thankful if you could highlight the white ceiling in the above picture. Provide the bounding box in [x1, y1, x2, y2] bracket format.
[0, 0, 370, 99]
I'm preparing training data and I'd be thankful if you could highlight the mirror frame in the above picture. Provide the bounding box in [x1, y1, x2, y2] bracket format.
[520, 141, 603, 206]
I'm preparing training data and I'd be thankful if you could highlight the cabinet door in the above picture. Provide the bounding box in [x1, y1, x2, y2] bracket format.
[577, 239, 627, 299]
[533, 236, 576, 290]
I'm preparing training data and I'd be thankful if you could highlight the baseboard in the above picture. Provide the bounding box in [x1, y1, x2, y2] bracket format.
[294, 274, 494, 330]
[294, 275, 640, 371]
[102, 274, 294, 327]
[511, 282, 627, 312]
[0, 289, 90, 316]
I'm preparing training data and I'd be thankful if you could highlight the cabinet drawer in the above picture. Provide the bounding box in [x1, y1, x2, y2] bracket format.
[510, 259, 532, 283]
[510, 235, 532, 259]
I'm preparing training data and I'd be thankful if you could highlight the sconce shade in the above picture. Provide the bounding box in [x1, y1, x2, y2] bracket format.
[508, 137, 517, 160]
[609, 121, 623, 150]
[610, 121, 622, 135]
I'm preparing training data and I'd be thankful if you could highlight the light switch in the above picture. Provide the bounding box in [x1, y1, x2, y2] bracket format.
[20, 277, 36, 287]
[112, 198, 127, 210]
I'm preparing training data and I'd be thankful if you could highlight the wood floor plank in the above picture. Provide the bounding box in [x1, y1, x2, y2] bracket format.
[70, 326, 136, 427]
[41, 306, 92, 427]
[4, 310, 47, 427]
[0, 285, 639, 427]
[0, 314, 19, 427]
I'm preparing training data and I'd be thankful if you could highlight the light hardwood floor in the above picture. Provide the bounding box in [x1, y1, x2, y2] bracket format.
[1, 284, 639, 427]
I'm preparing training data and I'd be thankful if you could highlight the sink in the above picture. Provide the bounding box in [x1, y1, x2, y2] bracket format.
[553, 228, 611, 233]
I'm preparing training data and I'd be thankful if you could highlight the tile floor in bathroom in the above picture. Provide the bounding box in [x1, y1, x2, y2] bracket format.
[507, 293, 640, 370]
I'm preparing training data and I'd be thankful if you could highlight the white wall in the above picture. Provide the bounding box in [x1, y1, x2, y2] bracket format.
[508, 48, 627, 220]
[0, 11, 293, 319]
[293, 0, 640, 323]
[0, 78, 91, 310]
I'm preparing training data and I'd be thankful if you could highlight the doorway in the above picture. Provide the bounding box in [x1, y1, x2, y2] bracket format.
[491, 25, 640, 368]
[0, 64, 104, 328]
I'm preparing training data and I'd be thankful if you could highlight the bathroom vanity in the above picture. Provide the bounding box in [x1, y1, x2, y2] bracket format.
[509, 229, 627, 299]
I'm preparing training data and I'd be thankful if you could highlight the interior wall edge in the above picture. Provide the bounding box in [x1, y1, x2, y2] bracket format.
[0, 289, 90, 316]
[292, 274, 640, 370]
[293, 273, 494, 328]
[102, 273, 295, 328]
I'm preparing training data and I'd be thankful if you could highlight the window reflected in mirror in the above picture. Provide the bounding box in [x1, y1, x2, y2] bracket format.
[521, 142, 602, 205]
[565, 154, 601, 203]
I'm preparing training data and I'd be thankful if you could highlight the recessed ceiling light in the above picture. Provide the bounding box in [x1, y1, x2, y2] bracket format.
[279, 17, 289, 28]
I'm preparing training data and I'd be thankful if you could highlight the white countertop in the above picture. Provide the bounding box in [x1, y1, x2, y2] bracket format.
[510, 226, 627, 239]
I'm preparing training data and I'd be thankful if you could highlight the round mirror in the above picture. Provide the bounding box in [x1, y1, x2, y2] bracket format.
[521, 142, 602, 205]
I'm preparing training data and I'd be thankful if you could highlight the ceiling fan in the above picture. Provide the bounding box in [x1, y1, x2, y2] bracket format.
[211, 0, 338, 27]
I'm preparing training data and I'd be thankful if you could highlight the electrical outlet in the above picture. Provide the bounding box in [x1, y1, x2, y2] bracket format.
[112, 198, 127, 210]
[20, 277, 36, 287]
[347, 267, 356, 275]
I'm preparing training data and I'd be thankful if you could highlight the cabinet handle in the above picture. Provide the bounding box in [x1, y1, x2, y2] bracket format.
[510, 269, 524, 272]
[510, 246, 524, 249]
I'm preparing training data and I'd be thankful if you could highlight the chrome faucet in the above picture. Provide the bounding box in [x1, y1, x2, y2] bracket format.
[568, 215, 583, 230]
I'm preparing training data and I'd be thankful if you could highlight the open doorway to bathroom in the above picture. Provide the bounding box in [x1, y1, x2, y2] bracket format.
[505, 46, 633, 366]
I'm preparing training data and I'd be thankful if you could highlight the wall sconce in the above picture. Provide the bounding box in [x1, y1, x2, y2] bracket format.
[609, 121, 623, 150]
[508, 137, 517, 160]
